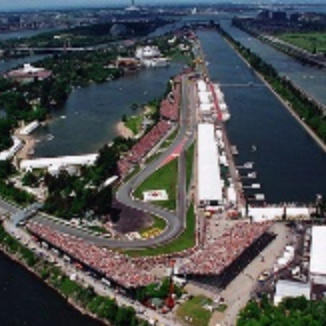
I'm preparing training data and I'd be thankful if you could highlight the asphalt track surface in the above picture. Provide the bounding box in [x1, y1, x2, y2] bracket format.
[0, 75, 196, 250]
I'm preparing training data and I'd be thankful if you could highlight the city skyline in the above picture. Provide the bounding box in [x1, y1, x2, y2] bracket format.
[1, 0, 326, 12]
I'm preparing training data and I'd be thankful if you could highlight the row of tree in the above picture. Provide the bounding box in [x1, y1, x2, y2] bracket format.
[219, 27, 326, 144]
[1, 21, 169, 52]
[0, 223, 148, 326]
[0, 161, 35, 205]
[238, 296, 326, 326]
[41, 136, 135, 220]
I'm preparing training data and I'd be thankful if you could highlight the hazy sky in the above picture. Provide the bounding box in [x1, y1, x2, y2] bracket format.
[0, 0, 325, 11]
[2, 0, 200, 11]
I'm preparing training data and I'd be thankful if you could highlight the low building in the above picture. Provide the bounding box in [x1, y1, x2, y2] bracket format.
[135, 46, 161, 60]
[197, 123, 223, 207]
[135, 46, 169, 68]
[0, 137, 23, 161]
[115, 57, 140, 71]
[20, 154, 98, 175]
[19, 121, 40, 136]
[5, 63, 52, 83]
[274, 280, 310, 305]
[243, 207, 310, 222]
[309, 226, 326, 285]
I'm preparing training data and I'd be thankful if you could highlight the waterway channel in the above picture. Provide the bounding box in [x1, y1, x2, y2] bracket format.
[220, 19, 326, 106]
[198, 30, 326, 204]
[0, 252, 102, 326]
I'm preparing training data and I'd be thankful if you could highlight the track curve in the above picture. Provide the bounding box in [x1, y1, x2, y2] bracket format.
[1, 75, 195, 250]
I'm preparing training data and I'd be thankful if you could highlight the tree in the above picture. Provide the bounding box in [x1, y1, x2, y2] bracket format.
[115, 306, 137, 326]
[0, 118, 13, 151]
[22, 171, 38, 187]
[0, 160, 15, 180]
[92, 186, 112, 216]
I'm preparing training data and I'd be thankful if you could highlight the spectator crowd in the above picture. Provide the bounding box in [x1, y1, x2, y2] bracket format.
[179, 222, 271, 275]
[118, 77, 182, 177]
[27, 222, 157, 289]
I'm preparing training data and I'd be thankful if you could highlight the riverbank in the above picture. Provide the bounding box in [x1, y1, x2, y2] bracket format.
[0, 219, 148, 326]
[218, 28, 326, 154]
[116, 121, 134, 139]
[15, 134, 36, 160]
[0, 220, 108, 326]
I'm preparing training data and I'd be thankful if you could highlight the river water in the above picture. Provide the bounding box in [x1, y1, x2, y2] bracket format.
[198, 30, 326, 204]
[0, 253, 102, 326]
[0, 55, 48, 74]
[220, 19, 326, 106]
[1, 12, 326, 326]
[0, 28, 63, 41]
[33, 62, 183, 157]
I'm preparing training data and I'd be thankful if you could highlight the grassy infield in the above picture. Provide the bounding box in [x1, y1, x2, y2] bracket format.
[128, 125, 211, 324]
[278, 32, 326, 53]
[126, 142, 196, 257]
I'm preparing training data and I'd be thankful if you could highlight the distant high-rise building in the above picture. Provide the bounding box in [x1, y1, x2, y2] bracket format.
[125, 0, 140, 12]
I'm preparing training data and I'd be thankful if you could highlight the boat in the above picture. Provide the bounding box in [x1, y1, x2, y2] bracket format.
[47, 134, 54, 141]
[247, 172, 257, 179]
[231, 146, 239, 155]
[251, 145, 257, 152]
[244, 161, 254, 169]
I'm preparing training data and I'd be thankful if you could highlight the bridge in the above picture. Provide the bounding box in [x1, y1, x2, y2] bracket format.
[13, 46, 98, 54]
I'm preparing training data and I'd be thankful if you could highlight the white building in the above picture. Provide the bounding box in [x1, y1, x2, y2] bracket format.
[135, 46, 161, 60]
[199, 103, 213, 113]
[197, 123, 223, 207]
[198, 91, 212, 104]
[197, 80, 207, 92]
[20, 154, 98, 175]
[309, 226, 326, 285]
[19, 121, 40, 136]
[0, 137, 23, 161]
[274, 280, 310, 305]
[135, 46, 169, 67]
[243, 207, 310, 222]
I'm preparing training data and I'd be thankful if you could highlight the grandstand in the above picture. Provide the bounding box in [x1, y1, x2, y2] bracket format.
[118, 76, 182, 177]
[178, 222, 275, 289]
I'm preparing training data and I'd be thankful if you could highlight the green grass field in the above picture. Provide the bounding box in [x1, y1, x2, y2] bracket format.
[185, 142, 195, 190]
[124, 115, 142, 135]
[177, 296, 213, 326]
[278, 32, 326, 54]
[125, 202, 196, 257]
[134, 158, 178, 211]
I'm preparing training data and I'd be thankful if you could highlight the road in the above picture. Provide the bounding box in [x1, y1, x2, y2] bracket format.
[3, 219, 181, 326]
[0, 74, 196, 250]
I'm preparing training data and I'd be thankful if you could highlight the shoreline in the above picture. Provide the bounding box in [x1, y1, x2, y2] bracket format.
[0, 222, 109, 326]
[220, 31, 326, 154]
[116, 121, 134, 139]
[16, 134, 36, 161]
